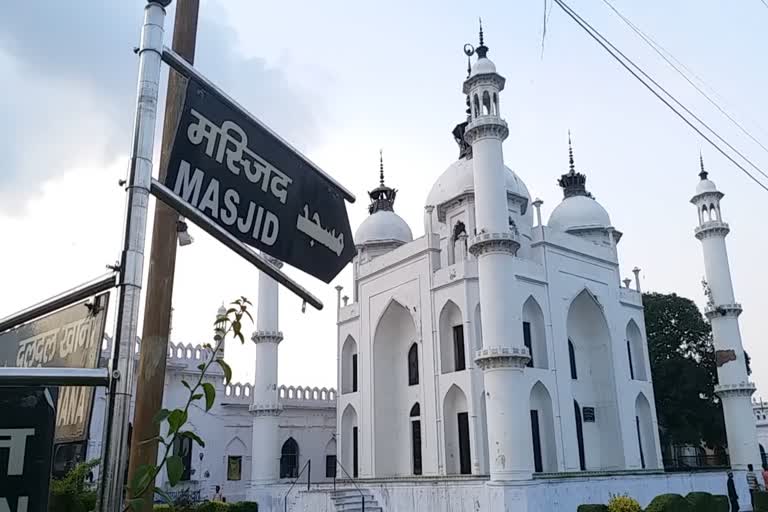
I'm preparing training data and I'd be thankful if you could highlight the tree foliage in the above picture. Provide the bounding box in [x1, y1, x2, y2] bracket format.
[642, 292, 725, 449]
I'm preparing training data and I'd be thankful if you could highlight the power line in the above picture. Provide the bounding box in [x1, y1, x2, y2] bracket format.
[760, 0, 768, 10]
[601, 0, 768, 157]
[551, 0, 768, 193]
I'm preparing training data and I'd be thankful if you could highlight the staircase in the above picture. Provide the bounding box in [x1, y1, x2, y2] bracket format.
[331, 488, 383, 512]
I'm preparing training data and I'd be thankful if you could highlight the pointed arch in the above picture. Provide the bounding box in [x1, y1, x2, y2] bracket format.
[443, 384, 471, 475]
[410, 403, 421, 417]
[408, 343, 419, 386]
[325, 438, 337, 455]
[341, 404, 359, 478]
[634, 393, 658, 469]
[409, 402, 423, 475]
[567, 289, 622, 470]
[473, 94, 480, 118]
[574, 400, 586, 471]
[530, 381, 557, 472]
[225, 436, 247, 454]
[474, 303, 483, 351]
[522, 296, 548, 369]
[373, 300, 417, 476]
[626, 320, 647, 381]
[280, 437, 299, 478]
[482, 90, 491, 116]
[341, 335, 358, 394]
[439, 300, 465, 374]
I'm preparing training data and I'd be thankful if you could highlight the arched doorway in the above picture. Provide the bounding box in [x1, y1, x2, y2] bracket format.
[410, 403, 422, 475]
[373, 300, 417, 476]
[635, 393, 658, 469]
[522, 296, 548, 369]
[341, 335, 358, 393]
[574, 400, 585, 471]
[444, 385, 471, 475]
[567, 289, 622, 470]
[341, 404, 359, 478]
[530, 381, 557, 472]
[626, 320, 647, 381]
[280, 438, 299, 478]
[439, 301, 465, 373]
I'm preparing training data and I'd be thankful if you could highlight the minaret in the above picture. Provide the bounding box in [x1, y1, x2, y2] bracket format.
[248, 257, 283, 498]
[691, 157, 759, 470]
[463, 24, 532, 481]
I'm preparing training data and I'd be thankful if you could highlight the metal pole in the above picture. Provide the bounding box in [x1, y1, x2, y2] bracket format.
[126, 3, 199, 511]
[0, 273, 116, 334]
[0, 367, 110, 387]
[97, 2, 167, 511]
[150, 180, 324, 310]
[307, 459, 311, 491]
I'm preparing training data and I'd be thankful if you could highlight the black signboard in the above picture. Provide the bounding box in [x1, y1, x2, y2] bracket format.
[0, 387, 58, 512]
[582, 406, 596, 423]
[164, 77, 356, 283]
[0, 293, 109, 444]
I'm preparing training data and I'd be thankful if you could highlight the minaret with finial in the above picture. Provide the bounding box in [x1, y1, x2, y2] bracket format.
[691, 155, 759, 471]
[463, 21, 533, 481]
[558, 132, 593, 199]
[367, 149, 398, 214]
[248, 256, 284, 496]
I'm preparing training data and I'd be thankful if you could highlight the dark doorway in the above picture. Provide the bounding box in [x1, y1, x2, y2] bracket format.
[761, 444, 767, 468]
[531, 410, 543, 473]
[352, 426, 359, 478]
[574, 400, 586, 471]
[411, 420, 422, 475]
[352, 353, 358, 392]
[458, 412, 471, 474]
[523, 321, 533, 367]
[280, 437, 299, 478]
[635, 416, 645, 469]
[453, 325, 466, 371]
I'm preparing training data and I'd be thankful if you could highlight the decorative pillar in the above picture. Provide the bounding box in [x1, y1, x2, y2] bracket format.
[691, 160, 759, 470]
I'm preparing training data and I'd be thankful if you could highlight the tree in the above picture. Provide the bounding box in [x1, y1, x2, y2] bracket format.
[642, 292, 726, 452]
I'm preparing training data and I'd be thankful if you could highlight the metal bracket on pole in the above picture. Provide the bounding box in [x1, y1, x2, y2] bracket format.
[0, 273, 116, 334]
[0, 367, 110, 387]
[150, 179, 324, 310]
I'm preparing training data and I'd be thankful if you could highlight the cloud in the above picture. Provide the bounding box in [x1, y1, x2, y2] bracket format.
[0, 0, 323, 215]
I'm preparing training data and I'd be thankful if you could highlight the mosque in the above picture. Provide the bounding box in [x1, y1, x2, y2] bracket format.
[86, 29, 761, 512]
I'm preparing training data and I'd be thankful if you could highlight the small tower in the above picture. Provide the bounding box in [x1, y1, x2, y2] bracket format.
[463, 24, 532, 481]
[691, 156, 759, 470]
[248, 257, 284, 499]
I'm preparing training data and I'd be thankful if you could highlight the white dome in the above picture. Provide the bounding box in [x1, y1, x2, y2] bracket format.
[426, 158, 529, 208]
[470, 57, 496, 77]
[548, 195, 611, 232]
[696, 178, 717, 194]
[354, 210, 413, 246]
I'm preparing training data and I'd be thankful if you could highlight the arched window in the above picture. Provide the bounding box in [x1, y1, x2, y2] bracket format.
[410, 403, 421, 417]
[482, 90, 491, 116]
[568, 339, 577, 379]
[574, 400, 586, 471]
[473, 94, 480, 118]
[408, 344, 419, 386]
[280, 438, 299, 478]
[410, 402, 422, 475]
[492, 93, 499, 115]
[710, 203, 717, 220]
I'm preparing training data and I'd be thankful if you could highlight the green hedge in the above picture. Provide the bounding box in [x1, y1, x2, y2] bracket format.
[644, 494, 692, 512]
[577, 505, 609, 512]
[153, 503, 257, 512]
[711, 495, 729, 512]
[686, 492, 714, 512]
[755, 491, 768, 512]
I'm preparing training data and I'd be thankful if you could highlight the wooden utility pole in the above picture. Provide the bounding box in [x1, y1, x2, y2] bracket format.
[126, 1, 199, 509]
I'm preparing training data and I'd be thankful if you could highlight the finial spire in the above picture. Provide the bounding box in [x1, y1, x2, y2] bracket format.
[379, 149, 385, 186]
[368, 149, 397, 214]
[699, 151, 708, 180]
[568, 130, 575, 173]
[479, 17, 484, 46]
[476, 17, 489, 59]
[558, 131, 593, 199]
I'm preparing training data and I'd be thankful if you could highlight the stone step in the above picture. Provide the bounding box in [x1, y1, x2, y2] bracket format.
[332, 496, 376, 506]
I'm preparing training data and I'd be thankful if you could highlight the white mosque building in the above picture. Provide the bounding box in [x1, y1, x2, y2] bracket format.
[86, 29, 762, 512]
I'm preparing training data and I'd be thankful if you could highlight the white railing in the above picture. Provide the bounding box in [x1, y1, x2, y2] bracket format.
[278, 385, 336, 402]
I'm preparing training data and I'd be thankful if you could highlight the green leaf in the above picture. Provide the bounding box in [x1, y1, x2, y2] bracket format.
[179, 430, 206, 448]
[191, 393, 203, 401]
[154, 486, 174, 505]
[130, 464, 155, 494]
[127, 497, 145, 511]
[166, 455, 184, 486]
[167, 409, 187, 434]
[152, 409, 170, 425]
[202, 382, 216, 411]
[216, 359, 232, 384]
[243, 309, 254, 322]
[197, 363, 205, 371]
[181, 380, 191, 390]
[138, 435, 163, 446]
[236, 331, 245, 344]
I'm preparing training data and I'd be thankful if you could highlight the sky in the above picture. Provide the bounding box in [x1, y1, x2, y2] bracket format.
[1, 0, 766, 397]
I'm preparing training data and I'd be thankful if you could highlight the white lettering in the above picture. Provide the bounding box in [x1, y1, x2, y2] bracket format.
[260, 211, 279, 246]
[197, 179, 220, 219]
[0, 429, 34, 476]
[221, 189, 239, 226]
[237, 203, 255, 234]
[173, 161, 204, 207]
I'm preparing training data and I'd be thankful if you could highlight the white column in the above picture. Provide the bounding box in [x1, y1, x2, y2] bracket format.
[248, 257, 284, 501]
[465, 96, 532, 481]
[695, 207, 759, 470]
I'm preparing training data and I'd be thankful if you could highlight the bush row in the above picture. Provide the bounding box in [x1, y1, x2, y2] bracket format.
[577, 492, 730, 512]
[153, 502, 258, 512]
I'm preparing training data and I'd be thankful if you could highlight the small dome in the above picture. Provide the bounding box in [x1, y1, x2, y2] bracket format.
[354, 210, 413, 246]
[696, 178, 717, 194]
[470, 57, 496, 77]
[426, 158, 529, 208]
[548, 195, 611, 232]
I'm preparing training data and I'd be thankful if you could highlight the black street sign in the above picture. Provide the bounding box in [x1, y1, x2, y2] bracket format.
[0, 387, 58, 512]
[0, 294, 109, 444]
[164, 76, 356, 283]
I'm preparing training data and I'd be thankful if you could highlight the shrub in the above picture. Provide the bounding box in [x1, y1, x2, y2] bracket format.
[755, 491, 768, 512]
[195, 503, 230, 512]
[153, 506, 172, 511]
[645, 494, 692, 512]
[686, 492, 714, 512]
[711, 495, 729, 512]
[577, 506, 609, 512]
[228, 502, 258, 512]
[607, 494, 641, 512]
[48, 459, 100, 512]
